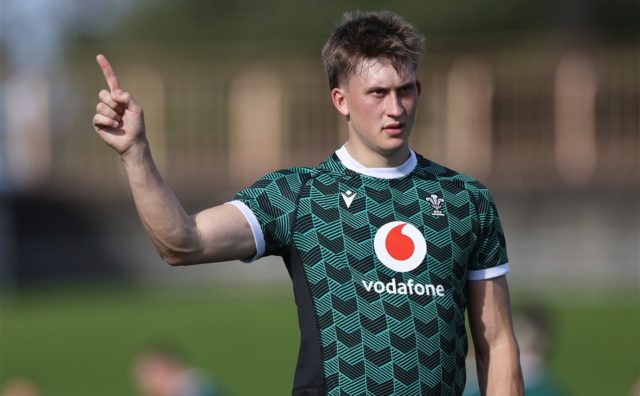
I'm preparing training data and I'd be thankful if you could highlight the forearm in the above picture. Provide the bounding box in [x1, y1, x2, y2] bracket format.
[93, 55, 255, 265]
[120, 141, 201, 263]
[468, 277, 524, 395]
[475, 335, 524, 395]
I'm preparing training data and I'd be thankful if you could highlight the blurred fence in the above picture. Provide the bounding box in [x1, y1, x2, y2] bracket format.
[15, 45, 635, 201]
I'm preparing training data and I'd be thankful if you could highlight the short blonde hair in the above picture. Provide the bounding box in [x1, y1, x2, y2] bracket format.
[322, 11, 426, 89]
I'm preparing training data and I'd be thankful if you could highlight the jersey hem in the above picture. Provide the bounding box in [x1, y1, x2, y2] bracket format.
[467, 263, 510, 280]
[226, 200, 265, 262]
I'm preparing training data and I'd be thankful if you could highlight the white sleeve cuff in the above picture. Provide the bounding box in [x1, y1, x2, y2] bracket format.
[225, 200, 265, 263]
[468, 263, 510, 281]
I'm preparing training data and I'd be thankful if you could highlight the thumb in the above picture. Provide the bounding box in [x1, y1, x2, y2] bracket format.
[111, 90, 143, 113]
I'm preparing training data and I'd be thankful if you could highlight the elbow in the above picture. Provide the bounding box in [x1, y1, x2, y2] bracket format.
[161, 252, 188, 266]
[153, 231, 205, 266]
[474, 330, 520, 360]
[157, 245, 203, 266]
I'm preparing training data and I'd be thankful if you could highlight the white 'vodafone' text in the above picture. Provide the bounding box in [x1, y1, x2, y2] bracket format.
[361, 279, 445, 296]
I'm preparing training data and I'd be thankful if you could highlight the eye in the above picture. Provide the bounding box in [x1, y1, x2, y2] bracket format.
[368, 88, 387, 97]
[398, 85, 414, 95]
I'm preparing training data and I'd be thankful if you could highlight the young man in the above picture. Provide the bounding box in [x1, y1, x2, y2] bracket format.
[93, 11, 523, 396]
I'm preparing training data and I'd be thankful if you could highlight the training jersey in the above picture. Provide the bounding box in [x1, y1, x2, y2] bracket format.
[228, 146, 509, 396]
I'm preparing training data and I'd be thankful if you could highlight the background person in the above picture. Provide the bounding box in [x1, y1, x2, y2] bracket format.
[0, 378, 40, 396]
[133, 343, 225, 396]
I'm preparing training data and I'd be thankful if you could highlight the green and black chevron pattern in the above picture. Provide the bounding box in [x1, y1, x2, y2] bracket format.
[234, 153, 508, 396]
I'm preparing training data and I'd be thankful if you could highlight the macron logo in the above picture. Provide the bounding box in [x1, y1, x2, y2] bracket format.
[341, 190, 356, 208]
[362, 278, 445, 297]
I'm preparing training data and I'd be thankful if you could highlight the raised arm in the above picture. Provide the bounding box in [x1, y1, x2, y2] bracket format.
[92, 54, 255, 265]
[467, 276, 524, 395]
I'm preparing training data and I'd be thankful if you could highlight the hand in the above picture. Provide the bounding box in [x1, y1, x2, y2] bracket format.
[93, 54, 146, 156]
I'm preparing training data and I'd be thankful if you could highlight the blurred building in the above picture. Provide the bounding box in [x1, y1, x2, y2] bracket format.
[23, 46, 638, 196]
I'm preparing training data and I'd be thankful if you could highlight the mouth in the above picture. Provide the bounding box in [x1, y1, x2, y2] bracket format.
[382, 122, 406, 136]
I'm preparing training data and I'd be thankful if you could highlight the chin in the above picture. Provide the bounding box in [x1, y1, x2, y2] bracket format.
[378, 142, 407, 157]
[377, 140, 408, 156]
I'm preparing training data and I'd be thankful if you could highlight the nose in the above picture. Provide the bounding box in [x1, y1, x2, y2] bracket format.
[386, 92, 404, 117]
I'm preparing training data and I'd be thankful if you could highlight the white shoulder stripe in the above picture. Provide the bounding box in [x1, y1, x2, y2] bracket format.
[226, 200, 265, 263]
[467, 263, 510, 281]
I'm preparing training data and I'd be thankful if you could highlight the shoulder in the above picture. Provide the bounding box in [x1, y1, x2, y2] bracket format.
[253, 167, 318, 184]
[414, 153, 493, 198]
[236, 166, 324, 199]
[254, 166, 319, 182]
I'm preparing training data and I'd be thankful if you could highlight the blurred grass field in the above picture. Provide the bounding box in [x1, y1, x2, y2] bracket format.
[1, 285, 638, 395]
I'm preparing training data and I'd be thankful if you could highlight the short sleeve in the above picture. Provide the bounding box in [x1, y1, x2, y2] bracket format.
[228, 169, 307, 261]
[468, 188, 510, 280]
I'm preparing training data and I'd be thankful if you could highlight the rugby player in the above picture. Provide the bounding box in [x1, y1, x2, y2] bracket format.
[92, 11, 524, 395]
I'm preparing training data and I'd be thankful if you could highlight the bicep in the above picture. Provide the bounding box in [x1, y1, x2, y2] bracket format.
[190, 203, 257, 263]
[467, 276, 517, 352]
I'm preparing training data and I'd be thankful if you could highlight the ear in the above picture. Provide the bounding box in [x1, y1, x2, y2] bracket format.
[416, 79, 422, 97]
[330, 87, 349, 117]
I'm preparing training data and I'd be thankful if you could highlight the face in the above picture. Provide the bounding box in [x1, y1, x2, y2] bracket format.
[331, 58, 421, 165]
[133, 355, 176, 396]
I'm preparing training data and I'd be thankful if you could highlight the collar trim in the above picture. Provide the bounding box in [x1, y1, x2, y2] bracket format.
[335, 145, 417, 179]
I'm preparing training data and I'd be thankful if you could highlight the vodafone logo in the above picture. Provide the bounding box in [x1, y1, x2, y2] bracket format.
[373, 221, 427, 272]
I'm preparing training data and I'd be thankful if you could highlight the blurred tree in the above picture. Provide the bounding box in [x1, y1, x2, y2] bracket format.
[74, 0, 638, 55]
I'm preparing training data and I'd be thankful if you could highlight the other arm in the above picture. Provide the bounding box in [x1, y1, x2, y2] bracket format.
[92, 54, 255, 265]
[468, 276, 524, 395]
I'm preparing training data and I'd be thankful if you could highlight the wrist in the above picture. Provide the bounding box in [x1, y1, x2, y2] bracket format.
[120, 138, 151, 167]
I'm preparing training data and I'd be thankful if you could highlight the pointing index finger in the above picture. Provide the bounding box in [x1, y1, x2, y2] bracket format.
[96, 54, 122, 93]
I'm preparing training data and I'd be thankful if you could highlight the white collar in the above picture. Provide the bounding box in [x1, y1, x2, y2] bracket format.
[335, 145, 417, 179]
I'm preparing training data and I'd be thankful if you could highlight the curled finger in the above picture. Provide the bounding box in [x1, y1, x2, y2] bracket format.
[93, 113, 120, 129]
[96, 102, 119, 119]
[110, 90, 142, 112]
[98, 89, 122, 112]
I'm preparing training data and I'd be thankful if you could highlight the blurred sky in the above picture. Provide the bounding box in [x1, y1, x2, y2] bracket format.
[0, 0, 145, 73]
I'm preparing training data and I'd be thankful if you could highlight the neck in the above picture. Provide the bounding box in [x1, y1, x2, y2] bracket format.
[344, 142, 411, 168]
